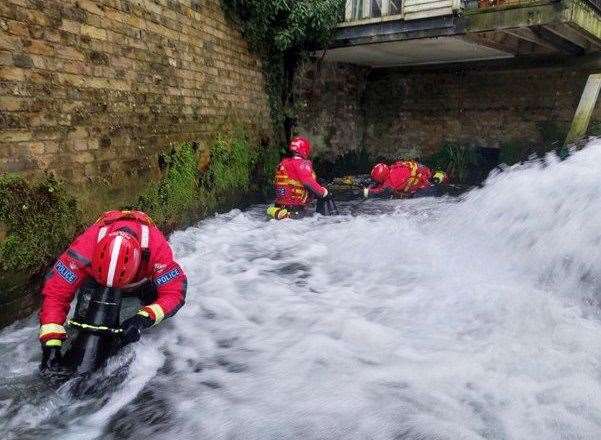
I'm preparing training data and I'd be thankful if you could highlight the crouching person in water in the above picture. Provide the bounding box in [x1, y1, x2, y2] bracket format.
[38, 210, 186, 373]
[363, 161, 447, 199]
[267, 136, 331, 220]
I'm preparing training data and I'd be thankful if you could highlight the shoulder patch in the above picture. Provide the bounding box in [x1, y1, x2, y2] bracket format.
[55, 260, 78, 284]
[154, 268, 180, 286]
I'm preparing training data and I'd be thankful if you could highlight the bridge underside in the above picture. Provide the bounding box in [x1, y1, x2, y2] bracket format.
[327, 0, 601, 67]
[325, 36, 512, 67]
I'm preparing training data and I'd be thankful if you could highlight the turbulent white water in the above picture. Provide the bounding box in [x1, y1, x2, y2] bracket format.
[3, 141, 601, 439]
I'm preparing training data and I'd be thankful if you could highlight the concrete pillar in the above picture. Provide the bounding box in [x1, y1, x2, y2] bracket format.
[565, 73, 601, 145]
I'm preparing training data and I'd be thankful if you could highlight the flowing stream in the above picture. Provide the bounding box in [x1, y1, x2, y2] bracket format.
[2, 141, 601, 439]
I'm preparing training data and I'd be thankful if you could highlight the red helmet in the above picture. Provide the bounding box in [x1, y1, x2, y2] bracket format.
[289, 136, 312, 159]
[371, 163, 390, 183]
[91, 231, 141, 288]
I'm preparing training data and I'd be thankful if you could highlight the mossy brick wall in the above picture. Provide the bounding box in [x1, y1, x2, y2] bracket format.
[294, 61, 370, 162]
[0, 0, 272, 182]
[363, 66, 601, 160]
[0, 0, 273, 327]
[295, 61, 601, 162]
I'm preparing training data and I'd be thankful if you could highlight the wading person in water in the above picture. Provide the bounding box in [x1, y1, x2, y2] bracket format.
[267, 136, 332, 220]
[38, 210, 187, 373]
[363, 161, 448, 199]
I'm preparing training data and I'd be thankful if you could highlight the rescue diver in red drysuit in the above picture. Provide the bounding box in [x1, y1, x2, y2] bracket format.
[267, 136, 330, 219]
[363, 161, 447, 198]
[38, 210, 187, 372]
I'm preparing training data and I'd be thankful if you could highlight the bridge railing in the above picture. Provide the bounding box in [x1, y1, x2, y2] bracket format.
[343, 0, 589, 22]
[344, 0, 462, 22]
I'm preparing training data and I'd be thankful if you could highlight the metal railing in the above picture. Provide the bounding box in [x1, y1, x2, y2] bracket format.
[345, 0, 402, 22]
[343, 0, 595, 22]
[344, 0, 460, 22]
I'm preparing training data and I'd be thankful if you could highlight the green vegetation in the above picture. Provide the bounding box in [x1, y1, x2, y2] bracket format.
[426, 143, 482, 184]
[135, 142, 205, 229]
[0, 175, 80, 315]
[134, 129, 273, 230]
[221, 0, 344, 140]
[207, 131, 259, 194]
[0, 175, 80, 274]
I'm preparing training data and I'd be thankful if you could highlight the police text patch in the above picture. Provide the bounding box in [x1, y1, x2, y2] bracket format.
[154, 268, 180, 286]
[55, 261, 78, 284]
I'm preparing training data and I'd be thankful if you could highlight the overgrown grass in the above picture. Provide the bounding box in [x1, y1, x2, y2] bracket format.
[426, 143, 482, 184]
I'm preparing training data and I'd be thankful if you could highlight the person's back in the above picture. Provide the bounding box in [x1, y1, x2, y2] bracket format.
[364, 162, 443, 197]
[271, 136, 328, 217]
[275, 156, 315, 207]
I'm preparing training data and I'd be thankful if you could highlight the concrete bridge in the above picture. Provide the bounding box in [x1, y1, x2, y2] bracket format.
[314, 0, 601, 147]
[330, 0, 601, 66]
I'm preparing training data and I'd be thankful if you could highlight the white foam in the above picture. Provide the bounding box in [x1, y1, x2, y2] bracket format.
[3, 142, 601, 439]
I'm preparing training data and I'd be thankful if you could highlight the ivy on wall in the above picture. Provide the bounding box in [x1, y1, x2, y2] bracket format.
[221, 0, 344, 141]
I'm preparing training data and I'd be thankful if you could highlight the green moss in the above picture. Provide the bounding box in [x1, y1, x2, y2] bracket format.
[0, 175, 80, 310]
[424, 143, 482, 184]
[206, 130, 259, 195]
[134, 142, 208, 229]
[0, 175, 80, 273]
[133, 128, 272, 229]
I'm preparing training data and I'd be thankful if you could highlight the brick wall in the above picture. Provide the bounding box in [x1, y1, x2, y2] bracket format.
[295, 61, 600, 163]
[364, 66, 596, 160]
[294, 61, 369, 162]
[0, 0, 272, 182]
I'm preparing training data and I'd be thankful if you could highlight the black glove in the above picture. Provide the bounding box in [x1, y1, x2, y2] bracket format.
[40, 344, 63, 373]
[120, 313, 153, 347]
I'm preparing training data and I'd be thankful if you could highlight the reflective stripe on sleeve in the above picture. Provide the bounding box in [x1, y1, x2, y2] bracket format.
[39, 323, 66, 341]
[142, 304, 165, 324]
[45, 339, 62, 347]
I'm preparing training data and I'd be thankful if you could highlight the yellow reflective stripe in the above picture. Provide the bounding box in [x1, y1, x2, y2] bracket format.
[68, 320, 123, 334]
[276, 178, 304, 188]
[45, 339, 62, 347]
[145, 304, 165, 324]
[39, 323, 66, 338]
[137, 310, 150, 318]
[273, 207, 290, 220]
[267, 206, 289, 220]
